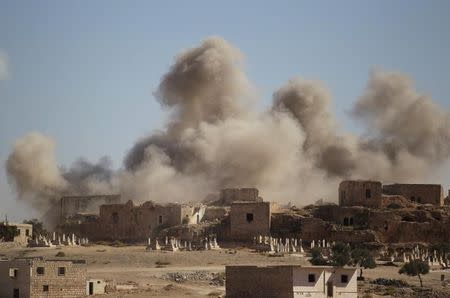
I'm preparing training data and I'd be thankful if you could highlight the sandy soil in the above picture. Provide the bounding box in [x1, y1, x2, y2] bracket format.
[1, 245, 449, 297]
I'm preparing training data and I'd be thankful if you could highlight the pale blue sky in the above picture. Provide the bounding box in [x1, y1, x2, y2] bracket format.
[1, 1, 450, 220]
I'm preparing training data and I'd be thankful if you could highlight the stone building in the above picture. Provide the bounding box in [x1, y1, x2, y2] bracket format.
[339, 180, 383, 208]
[0, 222, 32, 245]
[219, 188, 261, 205]
[339, 180, 445, 208]
[230, 201, 272, 241]
[382, 184, 444, 206]
[226, 265, 357, 298]
[61, 200, 206, 242]
[0, 257, 87, 298]
[60, 194, 121, 223]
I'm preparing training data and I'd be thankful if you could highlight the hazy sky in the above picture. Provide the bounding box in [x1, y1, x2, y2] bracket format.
[1, 1, 450, 221]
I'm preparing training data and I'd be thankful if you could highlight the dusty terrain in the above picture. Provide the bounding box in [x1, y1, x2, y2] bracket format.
[1, 244, 449, 297]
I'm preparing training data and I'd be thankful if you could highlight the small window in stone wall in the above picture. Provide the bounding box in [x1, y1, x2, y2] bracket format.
[112, 212, 119, 224]
[341, 274, 349, 283]
[246, 213, 254, 223]
[25, 229, 29, 237]
[58, 267, 65, 276]
[43, 285, 49, 292]
[36, 267, 45, 275]
[366, 189, 371, 199]
[158, 215, 163, 224]
[308, 274, 316, 283]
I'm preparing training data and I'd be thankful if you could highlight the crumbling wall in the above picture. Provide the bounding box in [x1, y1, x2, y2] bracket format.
[339, 180, 383, 208]
[60, 194, 120, 222]
[382, 184, 444, 206]
[230, 202, 271, 241]
[219, 188, 261, 205]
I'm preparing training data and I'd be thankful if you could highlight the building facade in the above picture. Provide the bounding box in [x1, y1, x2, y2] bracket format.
[226, 265, 357, 298]
[0, 258, 87, 298]
[230, 201, 272, 241]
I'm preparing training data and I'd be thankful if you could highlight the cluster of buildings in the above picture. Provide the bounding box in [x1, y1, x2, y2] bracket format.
[2, 181, 450, 297]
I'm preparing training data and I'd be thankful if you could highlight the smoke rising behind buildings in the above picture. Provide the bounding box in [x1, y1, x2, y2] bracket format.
[5, 37, 450, 216]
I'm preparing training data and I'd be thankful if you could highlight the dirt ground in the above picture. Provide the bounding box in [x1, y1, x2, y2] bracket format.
[1, 244, 449, 297]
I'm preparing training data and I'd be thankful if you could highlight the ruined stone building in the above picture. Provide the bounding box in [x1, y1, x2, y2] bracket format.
[59, 194, 121, 223]
[382, 183, 444, 206]
[60, 200, 206, 242]
[0, 222, 32, 245]
[0, 257, 87, 298]
[230, 201, 272, 241]
[226, 265, 357, 298]
[339, 180, 445, 208]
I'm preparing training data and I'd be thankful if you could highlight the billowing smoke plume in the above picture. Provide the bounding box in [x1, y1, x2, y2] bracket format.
[5, 37, 450, 217]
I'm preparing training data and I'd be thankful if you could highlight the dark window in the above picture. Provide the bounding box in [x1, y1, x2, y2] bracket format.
[246, 213, 254, 223]
[13, 289, 19, 298]
[349, 218, 354, 226]
[97, 280, 101, 284]
[341, 274, 348, 283]
[343, 217, 349, 226]
[43, 285, 49, 292]
[366, 189, 371, 198]
[36, 267, 45, 275]
[411, 196, 415, 202]
[308, 274, 316, 283]
[417, 197, 422, 204]
[158, 215, 163, 224]
[340, 190, 346, 201]
[25, 229, 29, 236]
[58, 267, 65, 276]
[384, 221, 388, 231]
[112, 212, 119, 224]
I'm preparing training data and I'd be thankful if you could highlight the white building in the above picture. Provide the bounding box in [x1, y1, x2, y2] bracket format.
[226, 265, 357, 298]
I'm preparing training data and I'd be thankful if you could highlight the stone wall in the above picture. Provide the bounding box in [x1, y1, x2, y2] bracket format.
[226, 265, 293, 297]
[0, 259, 31, 298]
[339, 180, 383, 208]
[383, 184, 444, 206]
[0, 258, 87, 298]
[230, 202, 271, 241]
[30, 259, 87, 297]
[219, 188, 261, 205]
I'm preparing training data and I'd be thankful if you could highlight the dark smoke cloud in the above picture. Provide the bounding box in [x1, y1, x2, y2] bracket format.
[5, 37, 450, 218]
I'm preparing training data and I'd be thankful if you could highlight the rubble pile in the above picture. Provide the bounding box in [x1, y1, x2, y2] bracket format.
[161, 271, 224, 285]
